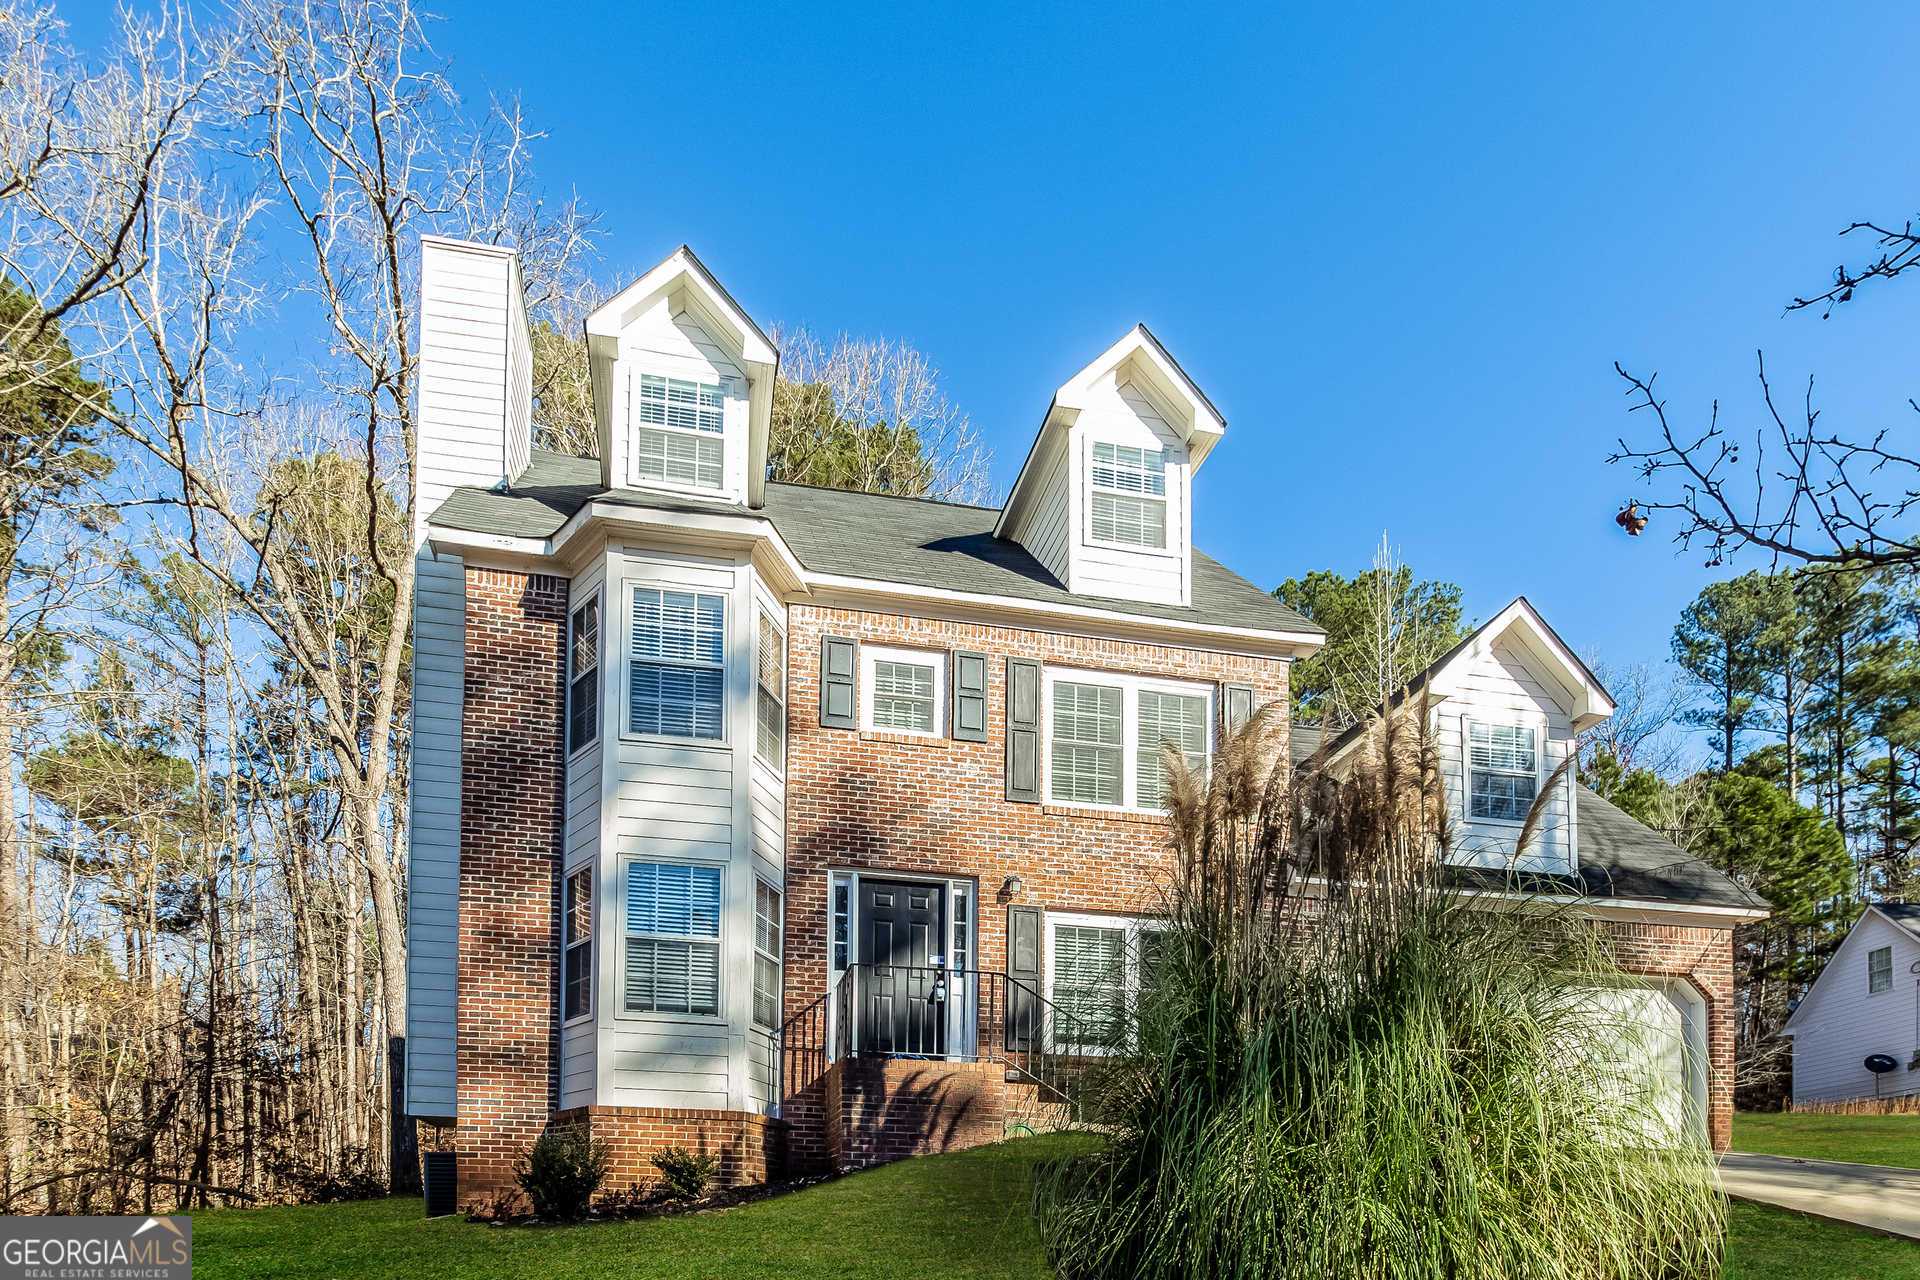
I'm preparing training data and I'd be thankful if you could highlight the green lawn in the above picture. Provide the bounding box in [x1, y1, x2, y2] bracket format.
[186, 1133, 1919, 1280]
[1735, 1113, 1920, 1170]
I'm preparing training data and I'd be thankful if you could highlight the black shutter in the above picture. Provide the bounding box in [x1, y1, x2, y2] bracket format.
[1007, 905, 1042, 1053]
[1224, 683, 1255, 737]
[820, 636, 858, 729]
[1005, 658, 1041, 802]
[952, 649, 988, 742]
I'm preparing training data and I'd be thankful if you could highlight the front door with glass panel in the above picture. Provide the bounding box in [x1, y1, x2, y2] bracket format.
[859, 880, 946, 1055]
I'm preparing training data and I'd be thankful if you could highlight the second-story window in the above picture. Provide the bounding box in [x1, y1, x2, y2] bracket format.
[1051, 682, 1124, 806]
[1871, 945, 1894, 994]
[756, 613, 785, 767]
[1136, 690, 1208, 809]
[629, 587, 724, 741]
[1090, 442, 1167, 549]
[861, 645, 945, 737]
[1467, 722, 1537, 822]
[636, 373, 725, 489]
[568, 595, 600, 753]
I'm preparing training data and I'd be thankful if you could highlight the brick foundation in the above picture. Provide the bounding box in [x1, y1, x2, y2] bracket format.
[455, 569, 569, 1208]
[825, 1059, 1009, 1169]
[554, 1106, 786, 1191]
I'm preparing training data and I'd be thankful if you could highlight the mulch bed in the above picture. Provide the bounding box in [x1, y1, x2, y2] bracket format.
[471, 1170, 848, 1226]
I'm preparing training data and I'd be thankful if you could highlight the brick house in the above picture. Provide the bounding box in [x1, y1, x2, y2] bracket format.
[402, 238, 1768, 1208]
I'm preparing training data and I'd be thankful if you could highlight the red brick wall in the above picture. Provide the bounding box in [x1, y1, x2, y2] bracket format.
[779, 605, 1290, 1167]
[826, 1059, 1008, 1169]
[455, 569, 569, 1205]
[554, 1106, 785, 1193]
[1600, 919, 1738, 1151]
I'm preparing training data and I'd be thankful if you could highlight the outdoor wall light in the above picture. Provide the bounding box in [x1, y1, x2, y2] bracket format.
[1002, 873, 1024, 897]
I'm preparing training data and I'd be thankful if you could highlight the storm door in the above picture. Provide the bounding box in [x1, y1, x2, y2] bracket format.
[859, 880, 947, 1056]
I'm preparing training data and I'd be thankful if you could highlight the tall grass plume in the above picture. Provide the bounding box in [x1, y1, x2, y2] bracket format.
[1034, 701, 1725, 1279]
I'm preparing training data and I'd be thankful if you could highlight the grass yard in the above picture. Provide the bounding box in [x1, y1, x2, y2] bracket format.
[186, 1133, 1920, 1280]
[1735, 1112, 1920, 1170]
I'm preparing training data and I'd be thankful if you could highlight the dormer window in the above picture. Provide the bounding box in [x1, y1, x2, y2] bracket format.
[1090, 442, 1166, 549]
[1467, 722, 1537, 822]
[636, 373, 724, 489]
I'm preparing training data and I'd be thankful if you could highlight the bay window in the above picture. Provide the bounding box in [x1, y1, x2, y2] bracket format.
[623, 862, 722, 1016]
[629, 587, 724, 741]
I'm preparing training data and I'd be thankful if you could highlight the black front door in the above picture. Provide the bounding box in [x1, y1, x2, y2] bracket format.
[859, 880, 946, 1055]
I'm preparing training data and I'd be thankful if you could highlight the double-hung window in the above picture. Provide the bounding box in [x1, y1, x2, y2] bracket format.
[568, 595, 600, 753]
[1136, 690, 1208, 809]
[629, 587, 724, 741]
[563, 867, 592, 1020]
[1870, 945, 1894, 995]
[860, 646, 944, 736]
[624, 862, 721, 1016]
[636, 373, 725, 490]
[1467, 722, 1537, 822]
[1089, 442, 1167, 549]
[1047, 915, 1166, 1053]
[756, 613, 786, 767]
[1051, 682, 1124, 806]
[754, 882, 783, 1029]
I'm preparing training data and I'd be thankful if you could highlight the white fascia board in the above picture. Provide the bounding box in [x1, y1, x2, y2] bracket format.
[797, 570, 1323, 658]
[1452, 886, 1769, 929]
[426, 526, 551, 564]
[550, 501, 809, 596]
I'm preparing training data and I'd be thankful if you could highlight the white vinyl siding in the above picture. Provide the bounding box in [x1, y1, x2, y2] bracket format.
[1789, 912, 1920, 1104]
[623, 862, 722, 1016]
[1468, 722, 1538, 822]
[1051, 683, 1124, 806]
[1137, 691, 1207, 810]
[629, 587, 725, 740]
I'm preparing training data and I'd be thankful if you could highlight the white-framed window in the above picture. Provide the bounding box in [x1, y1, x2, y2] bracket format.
[1467, 721, 1538, 822]
[860, 645, 946, 737]
[756, 612, 786, 767]
[1089, 441, 1167, 549]
[1044, 913, 1167, 1053]
[568, 593, 601, 755]
[563, 866, 592, 1022]
[628, 586, 725, 741]
[1136, 690, 1208, 809]
[754, 881, 783, 1028]
[635, 372, 725, 490]
[1044, 670, 1214, 812]
[623, 861, 722, 1016]
[1870, 945, 1894, 995]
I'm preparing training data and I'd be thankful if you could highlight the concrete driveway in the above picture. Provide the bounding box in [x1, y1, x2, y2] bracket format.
[1719, 1151, 1920, 1241]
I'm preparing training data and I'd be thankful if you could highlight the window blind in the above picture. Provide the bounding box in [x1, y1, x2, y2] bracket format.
[636, 429, 724, 489]
[639, 374, 724, 433]
[1051, 683, 1123, 805]
[1052, 924, 1125, 1049]
[872, 660, 936, 732]
[630, 588, 725, 741]
[1091, 442, 1166, 496]
[1137, 690, 1208, 809]
[624, 862, 722, 1016]
[1090, 492, 1167, 548]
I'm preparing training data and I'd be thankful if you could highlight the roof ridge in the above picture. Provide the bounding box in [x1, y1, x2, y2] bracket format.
[765, 479, 1005, 513]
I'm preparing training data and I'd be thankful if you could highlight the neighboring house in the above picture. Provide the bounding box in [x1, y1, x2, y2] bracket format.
[402, 238, 1769, 1209]
[1783, 904, 1920, 1105]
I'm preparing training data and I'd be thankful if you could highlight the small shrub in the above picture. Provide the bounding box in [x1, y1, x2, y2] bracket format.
[650, 1145, 719, 1199]
[514, 1124, 611, 1219]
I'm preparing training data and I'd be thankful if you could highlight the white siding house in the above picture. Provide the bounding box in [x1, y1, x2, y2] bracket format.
[1784, 904, 1920, 1105]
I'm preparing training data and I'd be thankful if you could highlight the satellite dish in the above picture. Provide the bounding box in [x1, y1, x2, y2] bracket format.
[1866, 1054, 1899, 1074]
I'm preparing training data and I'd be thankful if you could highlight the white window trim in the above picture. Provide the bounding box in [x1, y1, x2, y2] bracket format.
[619, 576, 730, 748]
[1079, 435, 1181, 561]
[1869, 945, 1895, 995]
[567, 588, 603, 760]
[1041, 667, 1214, 813]
[1042, 911, 1166, 1057]
[1462, 715, 1547, 829]
[615, 855, 729, 1026]
[859, 644, 948, 738]
[624, 365, 739, 498]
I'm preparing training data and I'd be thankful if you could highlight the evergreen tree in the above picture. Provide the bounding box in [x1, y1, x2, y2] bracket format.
[1271, 557, 1466, 727]
[1672, 573, 1774, 772]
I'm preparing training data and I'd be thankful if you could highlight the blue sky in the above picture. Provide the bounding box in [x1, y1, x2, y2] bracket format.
[84, 3, 1920, 692]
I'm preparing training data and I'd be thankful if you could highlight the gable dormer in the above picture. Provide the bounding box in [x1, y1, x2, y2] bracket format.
[995, 326, 1224, 607]
[586, 247, 778, 508]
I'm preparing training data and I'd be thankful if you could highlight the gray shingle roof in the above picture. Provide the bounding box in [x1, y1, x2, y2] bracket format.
[1875, 902, 1920, 940]
[1286, 725, 1764, 912]
[430, 449, 1323, 637]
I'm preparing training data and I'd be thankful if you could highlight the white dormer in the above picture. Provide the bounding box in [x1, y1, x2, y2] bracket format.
[995, 326, 1224, 607]
[586, 247, 779, 508]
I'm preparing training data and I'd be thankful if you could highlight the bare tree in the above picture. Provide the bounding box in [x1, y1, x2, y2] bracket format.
[771, 326, 995, 505]
[1576, 655, 1687, 779]
[1321, 535, 1464, 730]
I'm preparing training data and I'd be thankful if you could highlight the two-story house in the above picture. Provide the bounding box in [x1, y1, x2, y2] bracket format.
[402, 238, 1768, 1209]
